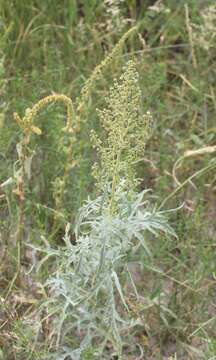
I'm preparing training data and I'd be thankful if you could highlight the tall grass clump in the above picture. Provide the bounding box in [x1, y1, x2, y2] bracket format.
[32, 61, 176, 359]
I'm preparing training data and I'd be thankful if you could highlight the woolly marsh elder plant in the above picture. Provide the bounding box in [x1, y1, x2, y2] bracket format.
[37, 62, 176, 359]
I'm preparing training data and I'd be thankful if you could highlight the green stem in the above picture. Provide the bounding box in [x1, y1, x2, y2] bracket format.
[109, 149, 122, 214]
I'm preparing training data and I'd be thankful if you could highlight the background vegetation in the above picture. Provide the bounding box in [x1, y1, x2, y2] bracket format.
[0, 0, 216, 359]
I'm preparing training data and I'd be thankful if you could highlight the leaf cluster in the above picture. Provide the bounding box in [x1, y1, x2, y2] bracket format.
[39, 184, 175, 359]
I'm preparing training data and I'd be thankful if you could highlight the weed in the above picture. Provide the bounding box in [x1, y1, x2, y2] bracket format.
[1, 1, 216, 359]
[29, 61, 175, 359]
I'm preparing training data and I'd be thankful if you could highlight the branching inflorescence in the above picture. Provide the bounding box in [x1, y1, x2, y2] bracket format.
[91, 60, 153, 212]
[13, 94, 76, 232]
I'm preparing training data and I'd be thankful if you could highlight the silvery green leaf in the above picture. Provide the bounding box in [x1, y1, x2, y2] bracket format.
[112, 270, 129, 312]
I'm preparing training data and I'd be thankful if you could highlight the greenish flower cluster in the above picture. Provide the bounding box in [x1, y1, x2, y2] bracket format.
[91, 60, 153, 195]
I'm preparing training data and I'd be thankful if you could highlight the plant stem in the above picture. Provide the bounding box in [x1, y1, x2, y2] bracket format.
[5, 136, 26, 300]
[109, 149, 122, 214]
